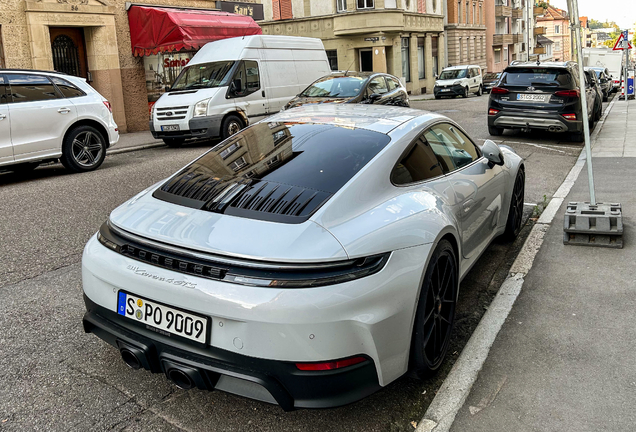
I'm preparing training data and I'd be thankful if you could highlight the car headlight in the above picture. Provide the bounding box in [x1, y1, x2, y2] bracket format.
[453, 81, 462, 86]
[194, 98, 210, 117]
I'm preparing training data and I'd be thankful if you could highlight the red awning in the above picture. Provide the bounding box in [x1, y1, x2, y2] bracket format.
[127, 5, 262, 57]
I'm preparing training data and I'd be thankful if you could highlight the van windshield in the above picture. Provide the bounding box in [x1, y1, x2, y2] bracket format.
[439, 69, 467, 80]
[171, 61, 235, 90]
[300, 76, 368, 98]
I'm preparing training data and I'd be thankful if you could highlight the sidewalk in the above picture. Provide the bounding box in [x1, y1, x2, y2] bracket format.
[107, 130, 164, 155]
[448, 99, 636, 431]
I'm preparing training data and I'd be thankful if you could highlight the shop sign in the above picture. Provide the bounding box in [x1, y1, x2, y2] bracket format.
[217, 1, 264, 21]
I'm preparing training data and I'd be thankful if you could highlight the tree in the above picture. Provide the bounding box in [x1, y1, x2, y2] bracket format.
[588, 19, 604, 30]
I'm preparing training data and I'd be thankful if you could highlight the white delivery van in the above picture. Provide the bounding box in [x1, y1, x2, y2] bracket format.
[150, 35, 331, 146]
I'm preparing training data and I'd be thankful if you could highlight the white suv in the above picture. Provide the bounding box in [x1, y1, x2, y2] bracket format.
[434, 65, 483, 98]
[0, 70, 119, 173]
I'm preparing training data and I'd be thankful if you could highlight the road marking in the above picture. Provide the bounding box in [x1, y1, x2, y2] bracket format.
[416, 95, 619, 432]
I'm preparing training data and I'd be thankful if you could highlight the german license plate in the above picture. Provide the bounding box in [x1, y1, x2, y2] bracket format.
[517, 94, 548, 102]
[161, 125, 180, 132]
[117, 291, 208, 344]
[441, 89, 450, 92]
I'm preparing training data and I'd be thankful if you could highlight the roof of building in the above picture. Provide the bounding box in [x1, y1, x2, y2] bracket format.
[537, 35, 554, 45]
[536, 5, 569, 21]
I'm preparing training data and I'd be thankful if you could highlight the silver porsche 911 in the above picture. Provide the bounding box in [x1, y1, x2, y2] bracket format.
[82, 104, 525, 410]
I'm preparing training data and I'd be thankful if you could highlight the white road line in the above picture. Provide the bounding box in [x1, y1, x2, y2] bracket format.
[415, 96, 619, 432]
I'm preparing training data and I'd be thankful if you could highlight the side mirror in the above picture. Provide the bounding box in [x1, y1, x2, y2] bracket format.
[368, 93, 382, 102]
[164, 86, 171, 92]
[434, 74, 439, 79]
[482, 139, 504, 167]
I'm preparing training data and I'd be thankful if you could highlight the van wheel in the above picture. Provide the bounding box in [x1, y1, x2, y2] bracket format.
[475, 85, 483, 96]
[222, 115, 244, 139]
[410, 239, 458, 378]
[163, 138, 185, 148]
[60, 125, 106, 173]
[461, 86, 469, 98]
[488, 125, 503, 136]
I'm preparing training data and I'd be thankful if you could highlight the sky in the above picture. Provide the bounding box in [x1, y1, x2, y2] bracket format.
[549, 0, 636, 29]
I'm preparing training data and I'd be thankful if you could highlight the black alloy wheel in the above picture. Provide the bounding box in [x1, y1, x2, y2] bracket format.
[501, 167, 525, 241]
[411, 239, 458, 377]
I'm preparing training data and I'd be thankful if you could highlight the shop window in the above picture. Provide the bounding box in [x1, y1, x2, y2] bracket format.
[336, 0, 347, 12]
[417, 37, 425, 80]
[326, 50, 338, 71]
[357, 0, 374, 8]
[272, 0, 293, 20]
[7, 74, 60, 103]
[401, 38, 411, 82]
[0, 26, 5, 69]
[494, 48, 501, 63]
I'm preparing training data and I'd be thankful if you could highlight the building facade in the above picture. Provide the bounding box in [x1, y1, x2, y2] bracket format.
[536, 4, 571, 62]
[444, 0, 486, 69]
[258, 0, 445, 95]
[0, 0, 262, 133]
[484, 0, 525, 73]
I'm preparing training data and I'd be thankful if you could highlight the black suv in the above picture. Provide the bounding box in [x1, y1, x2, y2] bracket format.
[487, 62, 598, 142]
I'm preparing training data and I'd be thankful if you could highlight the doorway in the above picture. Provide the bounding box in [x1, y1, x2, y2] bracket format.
[49, 27, 88, 78]
[359, 49, 373, 72]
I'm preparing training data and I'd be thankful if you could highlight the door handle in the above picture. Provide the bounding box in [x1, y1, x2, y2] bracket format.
[0, 114, 5, 120]
[261, 90, 265, 98]
[58, 108, 71, 114]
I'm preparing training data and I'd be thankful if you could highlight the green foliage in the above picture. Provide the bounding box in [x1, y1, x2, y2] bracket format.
[588, 19, 604, 30]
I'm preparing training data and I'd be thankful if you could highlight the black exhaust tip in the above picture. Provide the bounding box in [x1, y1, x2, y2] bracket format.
[167, 368, 195, 390]
[121, 348, 142, 370]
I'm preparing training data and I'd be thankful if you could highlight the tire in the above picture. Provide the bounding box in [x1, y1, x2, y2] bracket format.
[568, 131, 584, 142]
[603, 93, 608, 102]
[488, 125, 503, 136]
[9, 162, 40, 172]
[501, 167, 525, 242]
[475, 85, 483, 96]
[60, 125, 106, 173]
[163, 138, 185, 148]
[222, 114, 244, 139]
[461, 86, 469, 98]
[435, 95, 441, 100]
[410, 239, 458, 378]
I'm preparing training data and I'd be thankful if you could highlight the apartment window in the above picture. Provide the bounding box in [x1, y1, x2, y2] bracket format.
[479, 4, 482, 24]
[431, 36, 439, 76]
[336, 0, 347, 12]
[472, 3, 476, 24]
[326, 50, 338, 70]
[467, 38, 470, 61]
[230, 157, 248, 172]
[401, 37, 411, 82]
[503, 46, 508, 64]
[219, 142, 240, 159]
[555, 41, 561, 52]
[357, 0, 374, 9]
[494, 47, 501, 63]
[465, 2, 469, 25]
[555, 25, 560, 34]
[458, 1, 462, 23]
[458, 37, 462, 63]
[417, 37, 425, 79]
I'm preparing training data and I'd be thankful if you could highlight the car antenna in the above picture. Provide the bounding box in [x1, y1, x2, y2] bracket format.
[343, 58, 355, 76]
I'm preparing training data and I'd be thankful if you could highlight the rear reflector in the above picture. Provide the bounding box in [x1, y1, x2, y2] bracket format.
[562, 113, 577, 120]
[554, 90, 580, 98]
[103, 101, 112, 112]
[491, 87, 509, 94]
[488, 108, 499, 116]
[296, 356, 367, 371]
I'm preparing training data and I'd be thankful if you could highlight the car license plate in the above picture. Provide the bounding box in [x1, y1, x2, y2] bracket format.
[441, 89, 450, 92]
[517, 94, 548, 102]
[161, 125, 180, 132]
[117, 291, 208, 344]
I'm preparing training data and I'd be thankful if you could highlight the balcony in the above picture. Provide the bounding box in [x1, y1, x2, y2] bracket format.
[534, 46, 546, 55]
[513, 34, 523, 43]
[533, 6, 545, 16]
[534, 26, 546, 36]
[493, 34, 514, 45]
[495, 5, 512, 17]
[512, 8, 523, 19]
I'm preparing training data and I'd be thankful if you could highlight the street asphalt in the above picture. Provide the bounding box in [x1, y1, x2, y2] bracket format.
[0, 95, 611, 431]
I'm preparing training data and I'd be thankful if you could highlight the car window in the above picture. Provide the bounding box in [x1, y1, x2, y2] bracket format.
[51, 76, 85, 98]
[230, 60, 260, 98]
[300, 76, 367, 98]
[391, 136, 445, 185]
[368, 77, 388, 95]
[171, 61, 235, 91]
[439, 69, 467, 80]
[424, 123, 480, 172]
[386, 77, 397, 91]
[7, 74, 60, 103]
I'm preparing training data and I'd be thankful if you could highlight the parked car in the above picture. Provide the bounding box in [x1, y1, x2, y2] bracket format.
[583, 69, 604, 120]
[149, 35, 331, 147]
[482, 72, 502, 93]
[282, 72, 409, 110]
[434, 65, 483, 98]
[488, 61, 598, 142]
[0, 69, 118, 173]
[82, 104, 525, 410]
[587, 67, 611, 101]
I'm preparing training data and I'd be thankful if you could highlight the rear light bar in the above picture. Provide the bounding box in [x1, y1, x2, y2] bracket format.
[103, 101, 112, 112]
[488, 108, 499, 116]
[554, 90, 580, 98]
[490, 87, 509, 94]
[562, 113, 577, 121]
[295, 356, 367, 371]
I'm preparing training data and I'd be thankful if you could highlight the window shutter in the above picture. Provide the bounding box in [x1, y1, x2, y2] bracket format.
[280, 0, 293, 19]
[272, 0, 281, 20]
[417, 0, 426, 13]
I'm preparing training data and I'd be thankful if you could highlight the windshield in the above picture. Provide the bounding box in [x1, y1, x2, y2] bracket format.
[484, 72, 501, 80]
[300, 76, 368, 98]
[439, 69, 467, 80]
[500, 68, 573, 87]
[593, 70, 601, 78]
[171, 61, 235, 90]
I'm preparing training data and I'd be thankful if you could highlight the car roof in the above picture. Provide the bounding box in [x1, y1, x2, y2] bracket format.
[0, 69, 70, 77]
[263, 104, 438, 135]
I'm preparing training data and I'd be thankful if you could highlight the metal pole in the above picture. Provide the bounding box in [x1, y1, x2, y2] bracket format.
[624, 30, 629, 105]
[569, 0, 596, 205]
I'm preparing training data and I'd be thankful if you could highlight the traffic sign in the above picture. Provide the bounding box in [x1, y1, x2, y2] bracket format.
[613, 33, 633, 51]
